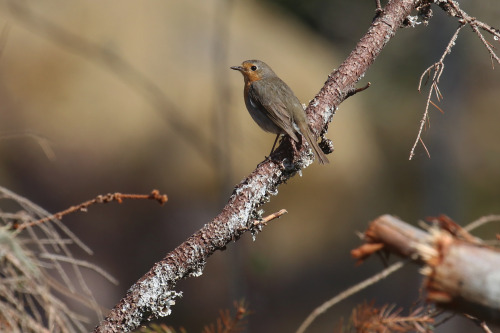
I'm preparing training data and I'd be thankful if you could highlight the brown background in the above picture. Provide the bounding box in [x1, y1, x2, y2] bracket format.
[1, 0, 499, 332]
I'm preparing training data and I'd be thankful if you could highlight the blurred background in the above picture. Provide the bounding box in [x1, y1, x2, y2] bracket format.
[0, 0, 499, 332]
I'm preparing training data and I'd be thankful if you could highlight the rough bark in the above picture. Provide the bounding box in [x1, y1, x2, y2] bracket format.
[94, 1, 418, 331]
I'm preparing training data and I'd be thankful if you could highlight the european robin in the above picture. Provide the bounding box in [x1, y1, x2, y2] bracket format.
[231, 59, 329, 164]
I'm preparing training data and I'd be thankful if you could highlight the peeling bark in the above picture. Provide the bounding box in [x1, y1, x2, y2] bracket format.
[422, 231, 500, 324]
[353, 215, 500, 324]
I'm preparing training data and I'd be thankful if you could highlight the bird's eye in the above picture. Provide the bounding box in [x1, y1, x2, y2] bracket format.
[250, 65, 257, 71]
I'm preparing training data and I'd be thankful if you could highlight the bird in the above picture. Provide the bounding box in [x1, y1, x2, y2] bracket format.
[230, 59, 329, 164]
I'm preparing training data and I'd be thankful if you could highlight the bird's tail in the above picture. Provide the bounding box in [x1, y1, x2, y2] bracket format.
[300, 125, 329, 165]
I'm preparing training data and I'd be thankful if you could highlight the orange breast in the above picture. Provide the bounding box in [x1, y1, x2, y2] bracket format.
[243, 70, 262, 84]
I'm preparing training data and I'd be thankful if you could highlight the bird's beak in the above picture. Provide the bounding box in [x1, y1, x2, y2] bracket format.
[230, 65, 244, 71]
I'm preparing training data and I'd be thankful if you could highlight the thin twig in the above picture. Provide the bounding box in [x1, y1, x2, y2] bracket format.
[464, 314, 493, 333]
[13, 190, 168, 231]
[470, 23, 500, 68]
[410, 0, 500, 160]
[40, 253, 118, 285]
[464, 215, 500, 232]
[239, 209, 288, 232]
[432, 311, 455, 327]
[419, 137, 430, 158]
[409, 25, 464, 160]
[345, 82, 371, 99]
[296, 261, 406, 333]
[253, 209, 287, 226]
[444, 0, 500, 66]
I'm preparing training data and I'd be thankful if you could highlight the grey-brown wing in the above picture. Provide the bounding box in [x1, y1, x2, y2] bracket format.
[250, 78, 300, 141]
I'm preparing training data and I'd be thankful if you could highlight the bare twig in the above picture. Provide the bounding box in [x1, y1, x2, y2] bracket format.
[432, 311, 456, 327]
[296, 261, 406, 333]
[464, 214, 500, 232]
[443, 0, 500, 66]
[237, 209, 287, 233]
[410, 0, 500, 159]
[345, 82, 371, 99]
[464, 314, 493, 333]
[252, 209, 287, 227]
[13, 190, 167, 231]
[409, 24, 464, 160]
[40, 253, 118, 285]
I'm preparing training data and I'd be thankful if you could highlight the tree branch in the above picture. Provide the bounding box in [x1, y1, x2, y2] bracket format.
[94, 1, 418, 331]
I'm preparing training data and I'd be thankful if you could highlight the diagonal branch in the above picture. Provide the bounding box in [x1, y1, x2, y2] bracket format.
[94, 0, 419, 332]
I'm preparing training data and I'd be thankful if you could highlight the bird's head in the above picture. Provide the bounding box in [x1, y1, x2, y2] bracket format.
[230, 59, 276, 83]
